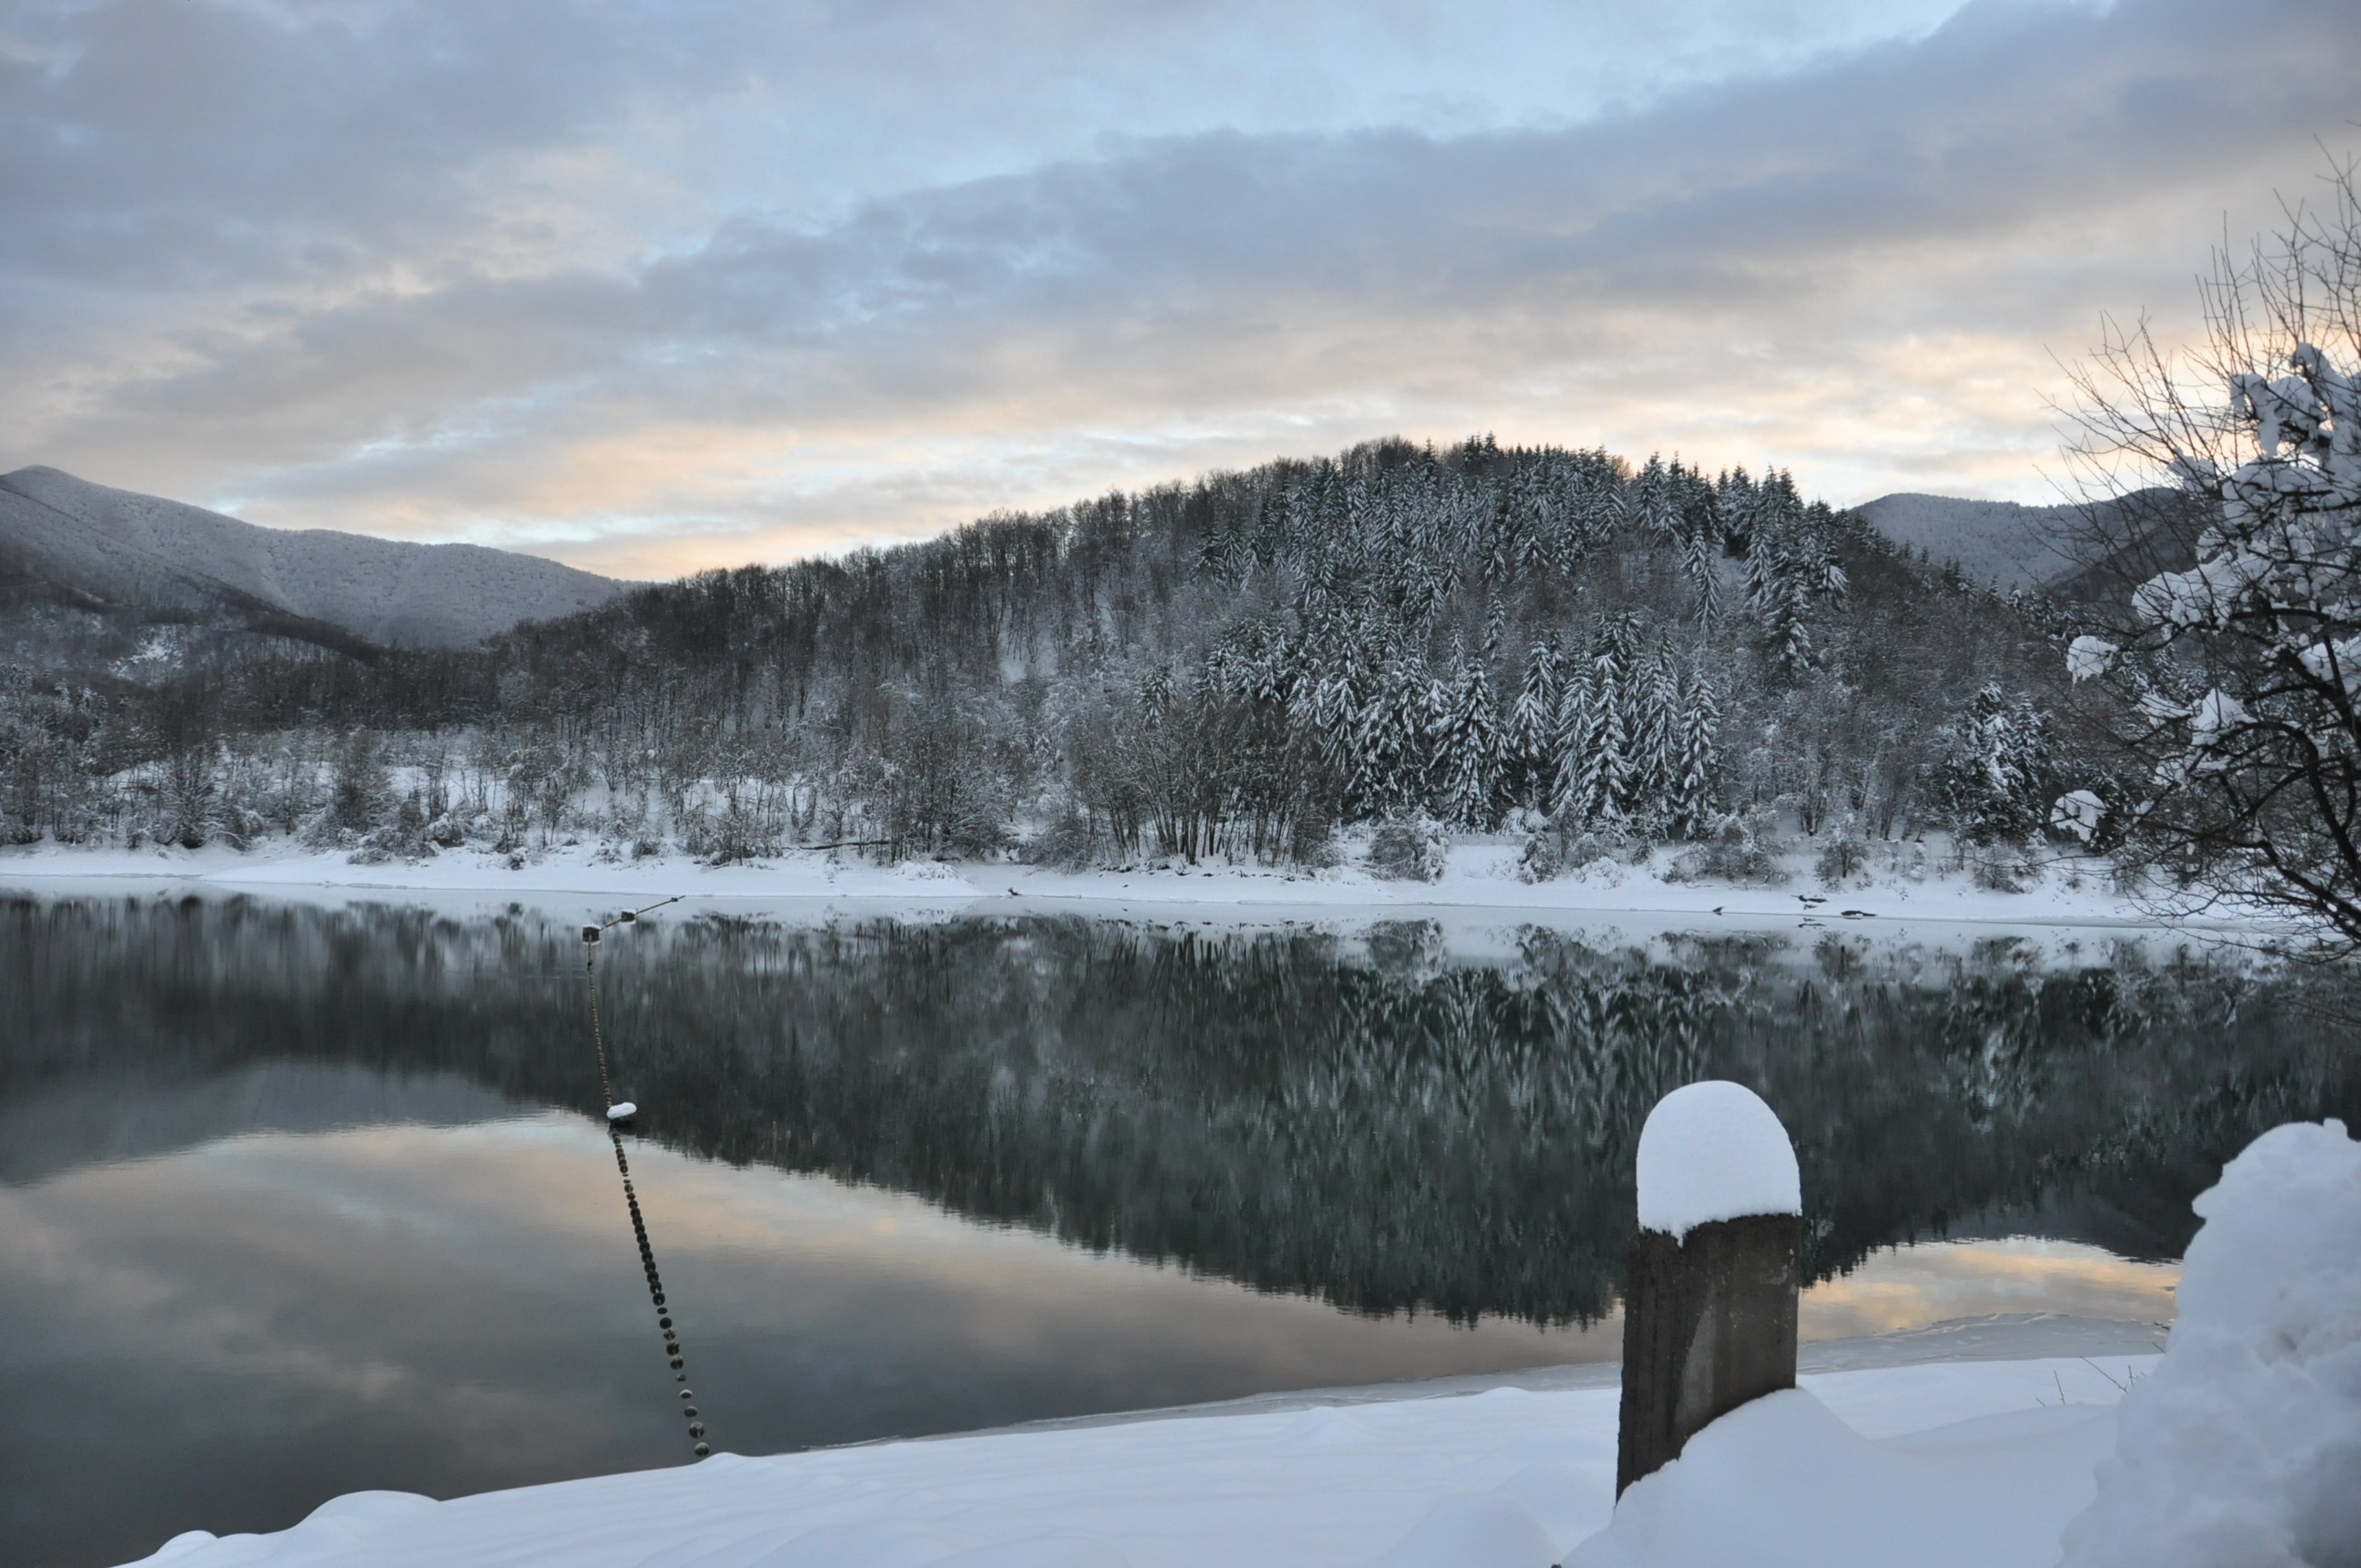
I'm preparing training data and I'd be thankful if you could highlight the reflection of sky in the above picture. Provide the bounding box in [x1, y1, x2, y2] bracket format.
[4, 1111, 2188, 1564]
[1801, 1239, 2178, 1342]
[2, 1115, 1615, 1566]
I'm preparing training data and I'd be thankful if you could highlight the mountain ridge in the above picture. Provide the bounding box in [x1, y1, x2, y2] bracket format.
[0, 465, 631, 649]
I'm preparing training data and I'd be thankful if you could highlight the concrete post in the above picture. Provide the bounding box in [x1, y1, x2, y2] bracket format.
[1615, 1081, 1802, 1496]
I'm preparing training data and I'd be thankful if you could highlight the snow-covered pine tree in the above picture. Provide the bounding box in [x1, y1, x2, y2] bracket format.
[1355, 655, 1434, 817]
[1935, 683, 2052, 845]
[1304, 635, 1377, 797]
[1629, 641, 1685, 830]
[1428, 653, 1503, 828]
[1681, 518, 1721, 628]
[1741, 471, 1843, 673]
[1717, 465, 1759, 553]
[1507, 639, 1565, 813]
[1673, 661, 1720, 836]
[1634, 457, 1680, 541]
[1507, 465, 1556, 579]
[1553, 644, 1631, 828]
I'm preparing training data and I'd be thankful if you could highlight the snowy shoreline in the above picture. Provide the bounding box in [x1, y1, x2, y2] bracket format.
[0, 835, 2257, 940]
[128, 1341, 2160, 1568]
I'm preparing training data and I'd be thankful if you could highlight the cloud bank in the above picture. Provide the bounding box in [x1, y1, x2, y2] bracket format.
[2, 0, 2356, 576]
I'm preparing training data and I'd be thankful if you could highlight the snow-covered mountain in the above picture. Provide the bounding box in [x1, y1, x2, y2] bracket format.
[1852, 493, 2086, 592]
[1854, 488, 2191, 600]
[0, 465, 632, 648]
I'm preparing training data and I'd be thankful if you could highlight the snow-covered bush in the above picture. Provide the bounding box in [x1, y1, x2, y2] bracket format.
[1812, 826, 1868, 885]
[1025, 809, 1098, 871]
[2059, 1118, 2361, 1568]
[1519, 821, 1635, 883]
[1664, 810, 1788, 887]
[1366, 816, 1449, 882]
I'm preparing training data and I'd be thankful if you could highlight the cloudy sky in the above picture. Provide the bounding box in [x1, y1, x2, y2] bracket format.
[3, 0, 2357, 578]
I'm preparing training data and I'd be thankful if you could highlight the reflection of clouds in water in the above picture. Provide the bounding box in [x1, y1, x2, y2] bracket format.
[26, 1117, 1624, 1406]
[10, 1117, 2191, 1564]
[1801, 1239, 2180, 1341]
[2, 1133, 645, 1567]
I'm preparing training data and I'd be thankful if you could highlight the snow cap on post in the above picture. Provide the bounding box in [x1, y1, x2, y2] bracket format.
[1636, 1081, 1801, 1241]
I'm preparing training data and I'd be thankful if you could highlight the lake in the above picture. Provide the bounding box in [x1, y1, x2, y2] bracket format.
[4, 893, 2355, 1567]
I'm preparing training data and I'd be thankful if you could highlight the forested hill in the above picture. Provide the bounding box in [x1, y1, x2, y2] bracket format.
[1, 436, 2083, 868]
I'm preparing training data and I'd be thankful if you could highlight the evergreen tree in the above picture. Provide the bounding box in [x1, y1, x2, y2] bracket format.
[1553, 651, 1630, 828]
[1355, 655, 1433, 816]
[1428, 654, 1502, 828]
[1682, 520, 1722, 628]
[1630, 642, 1684, 829]
[1507, 639, 1565, 813]
[1673, 663, 1721, 837]
[1935, 684, 2053, 845]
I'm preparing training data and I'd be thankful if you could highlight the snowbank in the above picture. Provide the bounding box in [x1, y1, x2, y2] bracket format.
[127, 1357, 2150, 1568]
[1567, 1390, 2116, 1568]
[2059, 1119, 2361, 1568]
[1633, 1081, 1800, 1240]
[1579, 1118, 2360, 1568]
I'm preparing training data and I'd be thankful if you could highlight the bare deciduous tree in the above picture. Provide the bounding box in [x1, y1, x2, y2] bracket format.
[2057, 149, 2361, 950]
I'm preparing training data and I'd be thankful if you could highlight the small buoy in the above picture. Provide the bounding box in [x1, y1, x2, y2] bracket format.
[607, 1102, 638, 1120]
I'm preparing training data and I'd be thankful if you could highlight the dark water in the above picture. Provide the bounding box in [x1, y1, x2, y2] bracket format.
[4, 896, 2358, 1567]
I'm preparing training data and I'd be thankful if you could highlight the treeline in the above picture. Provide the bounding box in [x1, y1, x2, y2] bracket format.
[0, 435, 2083, 873]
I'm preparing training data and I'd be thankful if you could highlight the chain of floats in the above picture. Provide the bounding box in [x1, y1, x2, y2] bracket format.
[582, 896, 709, 1460]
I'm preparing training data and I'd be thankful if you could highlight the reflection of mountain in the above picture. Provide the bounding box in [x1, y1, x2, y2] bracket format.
[7, 899, 2355, 1325]
[0, 1062, 524, 1185]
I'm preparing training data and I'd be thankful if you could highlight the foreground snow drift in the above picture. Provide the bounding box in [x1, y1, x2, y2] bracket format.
[131, 1359, 2144, 1568]
[2061, 1119, 2361, 1568]
[1569, 1393, 2116, 1568]
[1580, 1119, 2361, 1568]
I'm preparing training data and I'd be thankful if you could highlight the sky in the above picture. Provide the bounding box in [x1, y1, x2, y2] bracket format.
[3, 0, 2358, 580]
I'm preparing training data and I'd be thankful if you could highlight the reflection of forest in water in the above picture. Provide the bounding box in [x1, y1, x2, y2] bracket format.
[10, 897, 2360, 1325]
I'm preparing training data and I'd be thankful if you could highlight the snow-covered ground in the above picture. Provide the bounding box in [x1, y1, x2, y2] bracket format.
[133, 1353, 2149, 1568]
[0, 834, 2216, 935]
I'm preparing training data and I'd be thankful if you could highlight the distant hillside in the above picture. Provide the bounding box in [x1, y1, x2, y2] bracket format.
[1853, 493, 2086, 592]
[0, 466, 630, 648]
[1854, 488, 2192, 600]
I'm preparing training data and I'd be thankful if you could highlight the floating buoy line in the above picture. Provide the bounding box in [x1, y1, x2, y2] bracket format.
[574, 843, 896, 1460]
[579, 895, 709, 1459]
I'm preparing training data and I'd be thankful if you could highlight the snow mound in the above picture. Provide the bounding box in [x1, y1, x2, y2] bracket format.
[2059, 1118, 2361, 1568]
[1368, 1492, 1558, 1567]
[1565, 1390, 2117, 1568]
[1634, 1081, 1800, 1241]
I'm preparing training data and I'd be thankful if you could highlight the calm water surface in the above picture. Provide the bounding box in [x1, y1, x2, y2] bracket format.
[4, 896, 2357, 1567]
